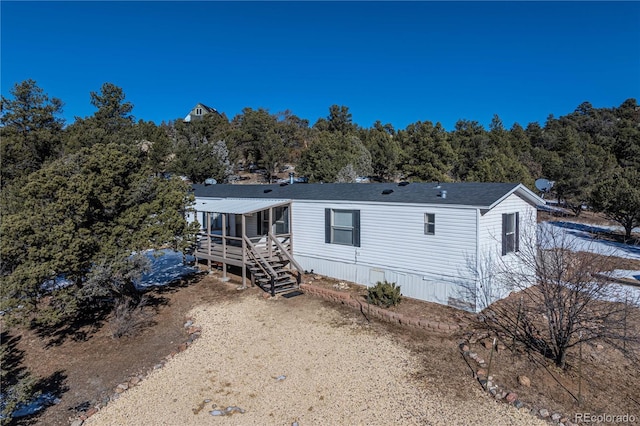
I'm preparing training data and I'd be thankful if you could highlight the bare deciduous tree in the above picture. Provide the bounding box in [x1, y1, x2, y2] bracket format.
[461, 219, 640, 369]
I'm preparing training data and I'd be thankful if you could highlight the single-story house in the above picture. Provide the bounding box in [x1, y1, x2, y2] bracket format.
[189, 182, 544, 311]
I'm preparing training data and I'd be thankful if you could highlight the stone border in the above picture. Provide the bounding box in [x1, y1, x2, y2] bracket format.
[459, 334, 578, 426]
[299, 283, 459, 333]
[69, 318, 203, 426]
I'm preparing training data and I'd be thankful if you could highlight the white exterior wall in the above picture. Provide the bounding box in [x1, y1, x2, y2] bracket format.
[190, 191, 539, 311]
[477, 193, 538, 308]
[291, 200, 479, 307]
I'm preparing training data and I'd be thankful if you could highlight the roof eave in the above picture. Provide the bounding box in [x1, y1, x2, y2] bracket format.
[487, 183, 545, 210]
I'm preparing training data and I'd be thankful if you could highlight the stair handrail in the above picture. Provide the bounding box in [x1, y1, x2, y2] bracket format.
[268, 232, 304, 273]
[243, 236, 278, 294]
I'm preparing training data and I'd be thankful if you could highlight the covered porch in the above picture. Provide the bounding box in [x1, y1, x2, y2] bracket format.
[190, 198, 303, 295]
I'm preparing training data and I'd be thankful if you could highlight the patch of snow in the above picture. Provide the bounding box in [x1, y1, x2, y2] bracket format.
[539, 221, 640, 260]
[601, 283, 640, 304]
[40, 276, 72, 292]
[2, 392, 59, 419]
[135, 249, 198, 290]
[605, 270, 640, 282]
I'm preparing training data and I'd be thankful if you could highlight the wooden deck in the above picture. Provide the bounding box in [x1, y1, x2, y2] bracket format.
[194, 233, 303, 294]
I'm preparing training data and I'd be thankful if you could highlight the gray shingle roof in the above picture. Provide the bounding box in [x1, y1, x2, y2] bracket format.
[193, 182, 535, 208]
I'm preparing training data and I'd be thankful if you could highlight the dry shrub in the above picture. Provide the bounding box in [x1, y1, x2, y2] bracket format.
[109, 295, 154, 339]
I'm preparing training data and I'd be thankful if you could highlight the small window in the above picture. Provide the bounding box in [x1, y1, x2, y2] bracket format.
[325, 209, 360, 247]
[196, 107, 203, 116]
[502, 212, 520, 255]
[424, 213, 435, 235]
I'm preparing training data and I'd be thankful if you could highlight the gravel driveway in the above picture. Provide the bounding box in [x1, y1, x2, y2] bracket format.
[85, 294, 545, 426]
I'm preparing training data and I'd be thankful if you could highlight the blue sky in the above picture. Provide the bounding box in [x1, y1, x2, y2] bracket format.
[2, 1, 639, 131]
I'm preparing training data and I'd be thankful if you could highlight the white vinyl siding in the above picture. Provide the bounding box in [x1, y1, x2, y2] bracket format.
[293, 200, 478, 303]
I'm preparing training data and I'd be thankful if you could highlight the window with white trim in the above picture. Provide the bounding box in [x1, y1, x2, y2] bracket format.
[424, 213, 435, 235]
[325, 209, 360, 246]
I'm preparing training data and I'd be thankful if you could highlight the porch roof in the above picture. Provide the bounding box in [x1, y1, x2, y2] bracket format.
[194, 198, 291, 215]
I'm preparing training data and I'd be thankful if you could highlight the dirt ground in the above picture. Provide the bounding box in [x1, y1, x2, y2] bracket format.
[5, 266, 640, 425]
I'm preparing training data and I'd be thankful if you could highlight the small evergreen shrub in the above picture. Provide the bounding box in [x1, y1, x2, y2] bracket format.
[367, 281, 402, 308]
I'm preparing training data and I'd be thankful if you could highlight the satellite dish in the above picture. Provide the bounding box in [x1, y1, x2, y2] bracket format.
[535, 178, 553, 193]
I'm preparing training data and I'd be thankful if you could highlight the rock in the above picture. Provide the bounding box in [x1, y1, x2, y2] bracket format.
[518, 375, 531, 387]
[85, 408, 98, 418]
[482, 339, 494, 349]
[275, 375, 286, 381]
[560, 417, 569, 424]
[225, 406, 245, 414]
[184, 320, 193, 328]
[460, 343, 470, 352]
[539, 408, 550, 418]
[70, 419, 84, 426]
[477, 359, 486, 365]
[187, 325, 201, 334]
[505, 392, 518, 403]
[210, 410, 224, 416]
[129, 376, 140, 386]
[115, 387, 125, 394]
[476, 368, 487, 378]
[496, 344, 506, 353]
[596, 344, 604, 350]
[468, 352, 478, 360]
[514, 400, 524, 409]
[117, 382, 129, 391]
[552, 413, 562, 421]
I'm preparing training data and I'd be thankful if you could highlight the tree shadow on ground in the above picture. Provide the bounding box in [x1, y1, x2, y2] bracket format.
[2, 332, 69, 426]
[32, 303, 112, 348]
[9, 370, 69, 426]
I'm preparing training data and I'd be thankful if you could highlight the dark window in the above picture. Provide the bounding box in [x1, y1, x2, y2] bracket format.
[424, 213, 435, 235]
[325, 209, 360, 247]
[274, 206, 289, 234]
[258, 207, 290, 235]
[196, 107, 203, 116]
[202, 212, 223, 231]
[502, 212, 520, 255]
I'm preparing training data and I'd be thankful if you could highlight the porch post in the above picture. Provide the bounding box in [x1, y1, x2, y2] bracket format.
[241, 214, 247, 289]
[288, 202, 293, 256]
[268, 206, 273, 259]
[206, 212, 211, 271]
[221, 212, 229, 282]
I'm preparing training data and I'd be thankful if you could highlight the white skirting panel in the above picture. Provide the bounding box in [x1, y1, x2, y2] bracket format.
[296, 254, 477, 311]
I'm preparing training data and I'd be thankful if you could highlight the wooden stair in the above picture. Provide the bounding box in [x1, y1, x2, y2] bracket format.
[244, 237, 302, 296]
